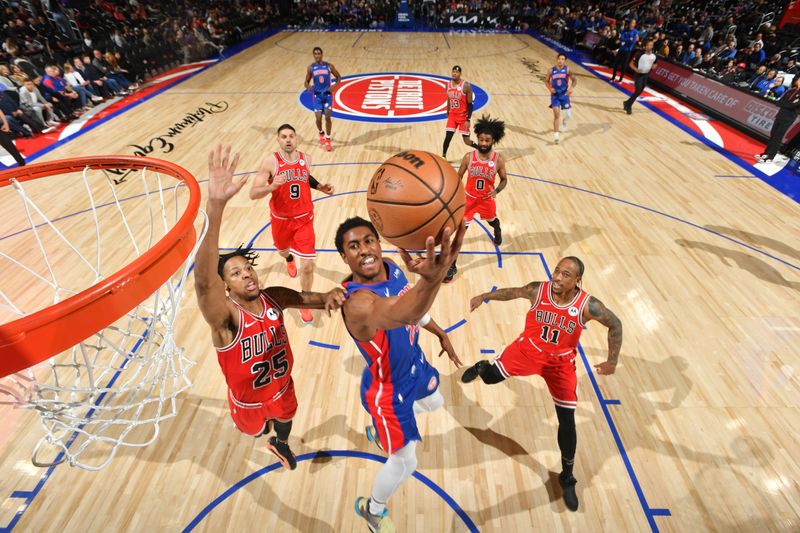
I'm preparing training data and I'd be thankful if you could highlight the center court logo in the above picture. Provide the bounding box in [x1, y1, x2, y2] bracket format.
[298, 72, 489, 123]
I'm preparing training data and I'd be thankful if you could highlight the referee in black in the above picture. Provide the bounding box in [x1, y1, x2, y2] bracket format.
[623, 40, 657, 115]
[757, 76, 800, 163]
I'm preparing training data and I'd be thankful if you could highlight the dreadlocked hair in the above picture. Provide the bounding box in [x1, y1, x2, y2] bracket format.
[218, 244, 260, 279]
[474, 114, 506, 143]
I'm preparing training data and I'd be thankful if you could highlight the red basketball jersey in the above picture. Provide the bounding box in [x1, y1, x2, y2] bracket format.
[447, 80, 468, 118]
[465, 150, 498, 197]
[216, 293, 294, 405]
[521, 281, 591, 356]
[269, 150, 313, 218]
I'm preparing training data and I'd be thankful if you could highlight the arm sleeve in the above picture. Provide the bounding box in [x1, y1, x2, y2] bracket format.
[309, 175, 320, 189]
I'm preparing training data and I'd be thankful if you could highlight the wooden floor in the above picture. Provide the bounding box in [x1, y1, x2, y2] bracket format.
[2, 31, 800, 532]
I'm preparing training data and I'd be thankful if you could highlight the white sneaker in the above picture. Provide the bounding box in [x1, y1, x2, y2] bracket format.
[42, 126, 56, 133]
[554, 132, 560, 144]
[561, 119, 568, 132]
[90, 95, 103, 102]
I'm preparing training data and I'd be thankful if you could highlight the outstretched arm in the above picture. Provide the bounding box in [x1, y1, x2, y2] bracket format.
[470, 281, 541, 312]
[583, 296, 623, 375]
[343, 222, 467, 341]
[194, 145, 247, 346]
[264, 286, 346, 315]
[423, 316, 462, 367]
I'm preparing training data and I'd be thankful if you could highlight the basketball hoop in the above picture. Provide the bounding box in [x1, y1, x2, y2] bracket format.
[0, 156, 205, 470]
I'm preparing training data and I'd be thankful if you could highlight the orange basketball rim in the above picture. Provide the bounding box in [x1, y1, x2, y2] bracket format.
[0, 156, 200, 378]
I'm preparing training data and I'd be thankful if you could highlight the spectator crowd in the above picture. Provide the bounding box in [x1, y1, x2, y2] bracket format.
[1, 0, 272, 141]
[534, 0, 796, 102]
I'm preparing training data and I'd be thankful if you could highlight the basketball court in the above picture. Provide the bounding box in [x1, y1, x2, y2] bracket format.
[1, 30, 799, 532]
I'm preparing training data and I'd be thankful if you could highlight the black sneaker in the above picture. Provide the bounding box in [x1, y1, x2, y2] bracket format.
[267, 436, 297, 470]
[492, 225, 502, 245]
[559, 473, 579, 511]
[461, 360, 487, 383]
[624, 103, 632, 115]
[443, 264, 457, 284]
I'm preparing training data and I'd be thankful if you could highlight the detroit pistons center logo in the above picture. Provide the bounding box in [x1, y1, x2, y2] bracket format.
[299, 72, 489, 123]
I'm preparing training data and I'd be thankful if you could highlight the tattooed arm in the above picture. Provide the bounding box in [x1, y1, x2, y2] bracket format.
[583, 296, 623, 375]
[469, 281, 541, 312]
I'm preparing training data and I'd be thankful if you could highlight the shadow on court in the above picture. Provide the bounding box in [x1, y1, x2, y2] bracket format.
[676, 239, 800, 292]
[703, 225, 800, 264]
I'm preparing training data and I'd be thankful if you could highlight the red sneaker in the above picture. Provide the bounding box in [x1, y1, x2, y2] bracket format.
[285, 260, 297, 278]
[318, 132, 325, 145]
[325, 138, 332, 152]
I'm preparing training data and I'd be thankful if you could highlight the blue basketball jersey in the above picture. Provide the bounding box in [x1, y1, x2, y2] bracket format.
[310, 61, 332, 93]
[342, 260, 440, 453]
[551, 65, 569, 94]
[343, 261, 432, 405]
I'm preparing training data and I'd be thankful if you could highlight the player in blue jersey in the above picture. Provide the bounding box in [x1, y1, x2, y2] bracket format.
[545, 53, 576, 144]
[335, 216, 465, 533]
[304, 47, 341, 152]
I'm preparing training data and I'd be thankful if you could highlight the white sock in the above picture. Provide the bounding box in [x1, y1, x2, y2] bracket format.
[371, 441, 418, 512]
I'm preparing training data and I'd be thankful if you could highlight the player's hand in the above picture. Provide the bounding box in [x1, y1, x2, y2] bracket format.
[265, 173, 287, 193]
[567, 89, 573, 95]
[317, 183, 335, 195]
[323, 288, 346, 316]
[398, 220, 467, 283]
[207, 144, 245, 202]
[469, 294, 485, 312]
[550, 88, 555, 94]
[594, 360, 617, 375]
[484, 189, 497, 199]
[436, 332, 462, 367]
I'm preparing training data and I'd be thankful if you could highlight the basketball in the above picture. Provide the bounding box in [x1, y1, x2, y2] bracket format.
[366, 150, 465, 249]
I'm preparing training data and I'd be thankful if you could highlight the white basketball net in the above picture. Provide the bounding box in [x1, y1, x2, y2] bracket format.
[0, 163, 206, 470]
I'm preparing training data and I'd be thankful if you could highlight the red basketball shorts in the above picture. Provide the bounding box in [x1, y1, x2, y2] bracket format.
[464, 194, 497, 223]
[227, 378, 298, 435]
[270, 212, 316, 259]
[446, 114, 470, 135]
[493, 337, 578, 409]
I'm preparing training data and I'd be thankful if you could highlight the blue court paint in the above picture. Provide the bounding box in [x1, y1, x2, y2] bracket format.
[445, 319, 467, 333]
[480, 349, 496, 354]
[181, 450, 478, 533]
[522, 28, 800, 204]
[536, 254, 669, 531]
[352, 31, 365, 47]
[713, 175, 756, 179]
[442, 32, 452, 49]
[603, 399, 622, 405]
[483, 285, 497, 304]
[473, 219, 502, 268]
[308, 340, 340, 350]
